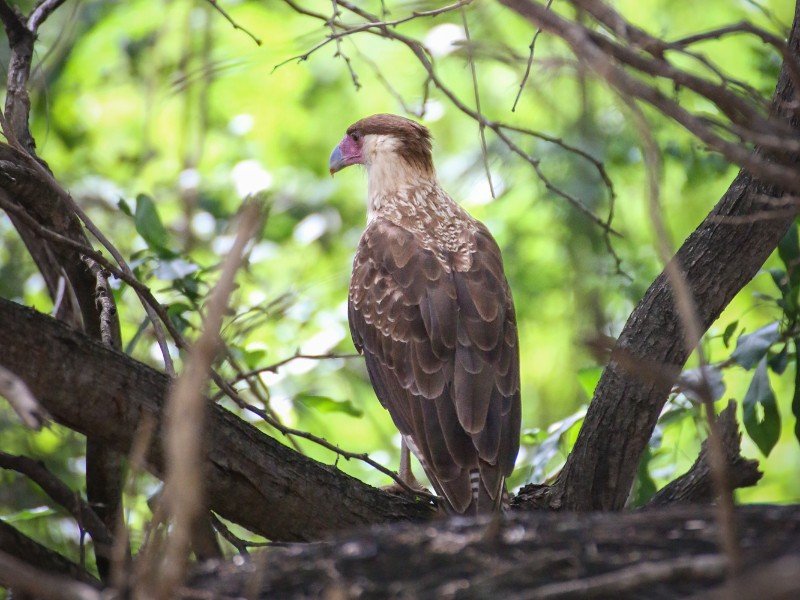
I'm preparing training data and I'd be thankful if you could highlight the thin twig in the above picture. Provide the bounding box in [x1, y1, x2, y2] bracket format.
[461, 6, 495, 198]
[224, 351, 359, 389]
[27, 0, 68, 32]
[512, 0, 554, 112]
[204, 0, 262, 46]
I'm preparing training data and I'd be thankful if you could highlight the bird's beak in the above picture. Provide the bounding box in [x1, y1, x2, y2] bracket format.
[329, 145, 346, 176]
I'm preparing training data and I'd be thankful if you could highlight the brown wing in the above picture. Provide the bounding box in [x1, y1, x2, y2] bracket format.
[349, 218, 520, 514]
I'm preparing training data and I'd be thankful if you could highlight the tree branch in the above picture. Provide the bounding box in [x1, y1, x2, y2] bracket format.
[501, 0, 800, 511]
[0, 452, 114, 563]
[184, 505, 800, 598]
[0, 297, 434, 542]
[647, 401, 762, 506]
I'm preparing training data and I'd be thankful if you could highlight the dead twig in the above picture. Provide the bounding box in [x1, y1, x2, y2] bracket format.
[150, 202, 262, 598]
[0, 365, 49, 429]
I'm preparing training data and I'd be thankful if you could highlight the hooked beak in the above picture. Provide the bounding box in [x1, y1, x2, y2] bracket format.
[329, 145, 346, 176]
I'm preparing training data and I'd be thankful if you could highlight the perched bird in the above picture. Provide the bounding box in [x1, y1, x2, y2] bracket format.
[329, 114, 521, 514]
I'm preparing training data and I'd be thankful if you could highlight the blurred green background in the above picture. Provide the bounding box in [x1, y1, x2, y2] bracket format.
[0, 0, 798, 566]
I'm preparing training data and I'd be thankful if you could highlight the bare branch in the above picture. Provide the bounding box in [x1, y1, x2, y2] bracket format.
[511, 0, 553, 112]
[27, 0, 68, 32]
[499, 0, 800, 192]
[0, 452, 114, 564]
[649, 402, 762, 506]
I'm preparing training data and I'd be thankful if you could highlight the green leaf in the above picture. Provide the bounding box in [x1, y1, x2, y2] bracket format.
[167, 302, 192, 334]
[134, 194, 170, 253]
[743, 358, 781, 457]
[677, 365, 725, 403]
[768, 344, 789, 375]
[295, 394, 362, 418]
[242, 348, 267, 369]
[779, 222, 800, 286]
[118, 197, 133, 217]
[793, 339, 800, 447]
[521, 428, 545, 445]
[2, 506, 57, 522]
[722, 321, 738, 348]
[731, 322, 781, 370]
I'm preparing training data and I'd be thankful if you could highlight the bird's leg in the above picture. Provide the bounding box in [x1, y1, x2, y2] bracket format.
[399, 439, 414, 485]
[383, 438, 426, 495]
[399, 438, 425, 491]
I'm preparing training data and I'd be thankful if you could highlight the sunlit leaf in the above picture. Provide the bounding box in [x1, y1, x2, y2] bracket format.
[295, 394, 362, 418]
[2, 506, 56, 522]
[731, 322, 781, 370]
[743, 358, 781, 457]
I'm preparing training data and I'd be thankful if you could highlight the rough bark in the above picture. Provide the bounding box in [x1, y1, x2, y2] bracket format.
[646, 402, 762, 506]
[501, 0, 800, 511]
[0, 297, 434, 542]
[185, 505, 800, 599]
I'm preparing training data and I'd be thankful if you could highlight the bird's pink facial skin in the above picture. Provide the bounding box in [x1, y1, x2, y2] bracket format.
[329, 134, 363, 175]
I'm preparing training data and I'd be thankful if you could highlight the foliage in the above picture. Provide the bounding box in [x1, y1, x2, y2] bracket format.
[1, 0, 798, 569]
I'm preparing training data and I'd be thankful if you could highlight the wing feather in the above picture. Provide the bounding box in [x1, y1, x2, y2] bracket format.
[348, 217, 520, 514]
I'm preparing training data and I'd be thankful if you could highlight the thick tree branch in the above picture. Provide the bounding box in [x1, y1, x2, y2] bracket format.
[184, 505, 800, 598]
[0, 297, 434, 542]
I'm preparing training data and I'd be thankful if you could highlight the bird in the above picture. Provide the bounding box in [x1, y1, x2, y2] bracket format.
[329, 114, 521, 514]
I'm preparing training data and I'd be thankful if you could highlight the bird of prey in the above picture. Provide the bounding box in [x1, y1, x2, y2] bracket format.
[329, 114, 521, 514]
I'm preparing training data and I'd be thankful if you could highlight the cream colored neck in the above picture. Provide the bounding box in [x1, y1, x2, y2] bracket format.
[362, 134, 436, 217]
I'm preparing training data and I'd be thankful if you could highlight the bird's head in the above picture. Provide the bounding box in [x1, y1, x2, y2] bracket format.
[329, 114, 433, 178]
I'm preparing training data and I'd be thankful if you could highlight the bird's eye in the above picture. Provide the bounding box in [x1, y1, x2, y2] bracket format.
[350, 132, 361, 142]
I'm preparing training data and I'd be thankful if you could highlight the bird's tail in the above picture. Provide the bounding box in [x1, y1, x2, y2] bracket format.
[467, 467, 506, 514]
